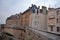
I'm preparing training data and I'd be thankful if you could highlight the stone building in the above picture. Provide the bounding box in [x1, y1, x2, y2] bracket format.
[2, 4, 60, 40]
[29, 6, 47, 30]
[3, 14, 25, 39]
[47, 8, 60, 34]
[18, 4, 48, 40]
[20, 4, 47, 30]
[20, 10, 31, 28]
[6, 14, 20, 28]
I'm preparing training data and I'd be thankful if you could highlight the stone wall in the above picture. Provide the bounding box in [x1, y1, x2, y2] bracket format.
[24, 28, 51, 40]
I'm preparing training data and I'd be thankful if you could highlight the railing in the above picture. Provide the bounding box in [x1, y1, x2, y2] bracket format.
[48, 15, 55, 18]
[48, 23, 55, 26]
[25, 26, 60, 36]
[3, 26, 60, 36]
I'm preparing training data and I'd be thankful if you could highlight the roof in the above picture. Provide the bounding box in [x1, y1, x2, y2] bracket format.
[22, 4, 37, 14]
[6, 14, 20, 20]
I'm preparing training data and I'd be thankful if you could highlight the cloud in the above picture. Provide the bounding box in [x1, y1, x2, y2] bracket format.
[30, 0, 39, 2]
[0, 0, 60, 24]
[45, 0, 57, 8]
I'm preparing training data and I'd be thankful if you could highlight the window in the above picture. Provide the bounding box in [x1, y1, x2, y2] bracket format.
[32, 9, 37, 13]
[57, 18, 58, 23]
[33, 9, 35, 13]
[57, 10, 59, 15]
[49, 25, 53, 31]
[51, 26, 53, 31]
[57, 27, 60, 32]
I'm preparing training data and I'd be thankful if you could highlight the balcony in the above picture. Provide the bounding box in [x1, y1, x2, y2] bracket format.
[48, 15, 55, 18]
[48, 23, 55, 26]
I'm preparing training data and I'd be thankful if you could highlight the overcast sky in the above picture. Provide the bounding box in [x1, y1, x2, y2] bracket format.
[0, 0, 60, 24]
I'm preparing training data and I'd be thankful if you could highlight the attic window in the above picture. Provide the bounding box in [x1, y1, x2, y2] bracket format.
[33, 9, 35, 13]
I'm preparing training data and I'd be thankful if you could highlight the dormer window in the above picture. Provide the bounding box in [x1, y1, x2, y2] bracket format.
[33, 9, 35, 13]
[32, 8, 37, 13]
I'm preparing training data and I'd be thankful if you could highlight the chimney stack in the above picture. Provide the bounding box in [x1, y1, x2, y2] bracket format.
[38, 6, 40, 9]
[42, 6, 47, 14]
[37, 6, 40, 13]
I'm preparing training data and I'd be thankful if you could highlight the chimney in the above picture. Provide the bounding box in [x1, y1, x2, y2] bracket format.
[42, 6, 47, 14]
[32, 4, 34, 7]
[37, 6, 40, 13]
[38, 6, 40, 9]
[31, 4, 37, 13]
[48, 8, 54, 11]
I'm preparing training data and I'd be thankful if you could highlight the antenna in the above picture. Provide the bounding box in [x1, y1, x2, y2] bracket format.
[43, 0, 45, 6]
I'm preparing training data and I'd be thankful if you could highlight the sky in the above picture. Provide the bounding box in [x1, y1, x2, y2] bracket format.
[0, 0, 60, 24]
